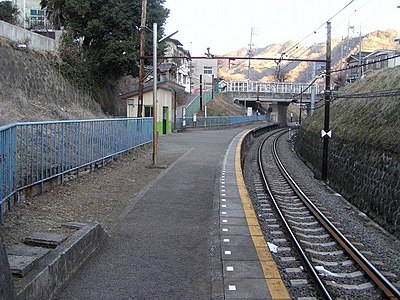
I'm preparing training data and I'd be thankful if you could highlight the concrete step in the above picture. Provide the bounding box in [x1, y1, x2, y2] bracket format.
[23, 232, 67, 248]
[7, 244, 51, 278]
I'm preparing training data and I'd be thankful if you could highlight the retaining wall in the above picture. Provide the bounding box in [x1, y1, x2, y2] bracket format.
[294, 129, 400, 237]
[0, 21, 58, 52]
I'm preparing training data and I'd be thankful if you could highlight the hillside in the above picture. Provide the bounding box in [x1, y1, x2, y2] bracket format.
[0, 37, 106, 126]
[197, 93, 244, 116]
[219, 29, 400, 83]
[302, 65, 400, 154]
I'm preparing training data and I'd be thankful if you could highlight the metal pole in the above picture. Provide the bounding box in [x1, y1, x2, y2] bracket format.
[138, 0, 147, 117]
[358, 26, 362, 79]
[299, 92, 302, 125]
[173, 91, 177, 132]
[310, 62, 316, 115]
[321, 22, 331, 181]
[152, 22, 158, 166]
[211, 74, 214, 98]
[199, 74, 203, 110]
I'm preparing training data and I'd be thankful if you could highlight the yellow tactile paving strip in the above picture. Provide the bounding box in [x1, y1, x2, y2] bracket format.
[235, 133, 291, 300]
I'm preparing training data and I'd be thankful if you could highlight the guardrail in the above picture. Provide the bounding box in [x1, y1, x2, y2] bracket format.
[176, 115, 269, 130]
[225, 80, 319, 94]
[0, 118, 152, 221]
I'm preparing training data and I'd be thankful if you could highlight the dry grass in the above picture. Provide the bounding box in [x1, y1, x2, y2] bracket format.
[0, 38, 105, 126]
[302, 66, 400, 154]
[197, 93, 244, 116]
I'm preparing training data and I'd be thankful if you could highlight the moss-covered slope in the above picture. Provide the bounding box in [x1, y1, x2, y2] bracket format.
[303, 66, 400, 154]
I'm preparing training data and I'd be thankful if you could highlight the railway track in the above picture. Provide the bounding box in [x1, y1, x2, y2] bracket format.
[254, 129, 400, 299]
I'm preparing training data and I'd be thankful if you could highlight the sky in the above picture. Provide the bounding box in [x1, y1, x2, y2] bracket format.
[164, 0, 400, 56]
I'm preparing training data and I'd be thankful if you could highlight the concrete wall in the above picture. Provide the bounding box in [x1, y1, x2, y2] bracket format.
[0, 21, 57, 52]
[294, 129, 400, 237]
[0, 236, 16, 300]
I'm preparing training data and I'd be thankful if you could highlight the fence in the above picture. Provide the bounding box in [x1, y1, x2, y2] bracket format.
[225, 80, 319, 94]
[185, 84, 222, 118]
[176, 115, 269, 130]
[0, 118, 152, 221]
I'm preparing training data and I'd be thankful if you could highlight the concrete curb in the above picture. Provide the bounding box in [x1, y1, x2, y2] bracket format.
[15, 224, 107, 300]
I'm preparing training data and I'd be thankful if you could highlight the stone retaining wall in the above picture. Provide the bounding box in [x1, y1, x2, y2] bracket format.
[0, 21, 58, 52]
[294, 129, 400, 237]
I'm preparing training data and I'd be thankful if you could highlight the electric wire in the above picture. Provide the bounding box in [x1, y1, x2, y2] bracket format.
[330, 53, 400, 73]
[283, 0, 356, 58]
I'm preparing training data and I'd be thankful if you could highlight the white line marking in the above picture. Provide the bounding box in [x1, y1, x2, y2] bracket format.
[222, 194, 226, 196]
[222, 219, 228, 223]
[222, 228, 228, 232]
[225, 250, 231, 255]
[227, 266, 234, 271]
[221, 199, 226, 202]
[222, 205, 227, 208]
[221, 189, 226, 192]
[228, 285, 236, 291]
[223, 239, 230, 243]
[222, 212, 227, 215]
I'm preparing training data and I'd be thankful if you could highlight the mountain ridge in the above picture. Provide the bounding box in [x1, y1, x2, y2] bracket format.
[218, 29, 400, 83]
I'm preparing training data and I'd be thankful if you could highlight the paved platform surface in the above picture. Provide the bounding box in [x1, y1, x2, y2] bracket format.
[54, 125, 287, 299]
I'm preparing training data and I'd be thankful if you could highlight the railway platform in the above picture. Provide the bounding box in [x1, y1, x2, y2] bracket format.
[53, 124, 289, 300]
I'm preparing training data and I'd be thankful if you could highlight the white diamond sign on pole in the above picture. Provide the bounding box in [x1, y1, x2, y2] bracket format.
[321, 130, 332, 138]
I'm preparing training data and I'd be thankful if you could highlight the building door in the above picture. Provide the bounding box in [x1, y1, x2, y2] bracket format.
[162, 107, 168, 134]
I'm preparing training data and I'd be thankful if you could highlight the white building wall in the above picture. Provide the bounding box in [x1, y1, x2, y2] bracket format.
[192, 59, 218, 93]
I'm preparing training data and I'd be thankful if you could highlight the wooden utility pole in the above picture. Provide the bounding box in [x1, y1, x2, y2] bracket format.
[138, 0, 147, 117]
[321, 22, 331, 181]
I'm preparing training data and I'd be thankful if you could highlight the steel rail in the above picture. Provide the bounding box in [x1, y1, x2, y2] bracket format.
[257, 129, 333, 300]
[270, 130, 400, 300]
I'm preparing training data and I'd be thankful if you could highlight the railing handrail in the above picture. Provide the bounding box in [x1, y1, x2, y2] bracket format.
[0, 117, 152, 131]
[0, 117, 153, 221]
[225, 80, 319, 94]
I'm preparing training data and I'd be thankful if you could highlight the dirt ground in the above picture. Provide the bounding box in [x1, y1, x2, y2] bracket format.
[0, 144, 183, 247]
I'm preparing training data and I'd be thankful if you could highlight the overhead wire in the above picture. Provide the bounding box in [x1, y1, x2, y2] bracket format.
[283, 0, 356, 58]
[330, 53, 400, 73]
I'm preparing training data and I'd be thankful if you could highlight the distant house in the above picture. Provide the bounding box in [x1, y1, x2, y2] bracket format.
[363, 49, 400, 75]
[12, 0, 49, 30]
[164, 38, 192, 93]
[345, 51, 372, 83]
[191, 58, 218, 94]
[118, 80, 185, 135]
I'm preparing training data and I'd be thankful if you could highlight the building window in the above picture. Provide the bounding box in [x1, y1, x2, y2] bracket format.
[28, 9, 46, 30]
[204, 66, 213, 74]
[144, 106, 153, 117]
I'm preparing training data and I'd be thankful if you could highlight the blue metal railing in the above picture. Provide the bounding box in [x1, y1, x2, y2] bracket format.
[0, 118, 152, 220]
[176, 115, 269, 130]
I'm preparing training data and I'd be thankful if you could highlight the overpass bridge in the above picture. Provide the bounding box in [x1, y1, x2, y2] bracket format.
[222, 80, 322, 125]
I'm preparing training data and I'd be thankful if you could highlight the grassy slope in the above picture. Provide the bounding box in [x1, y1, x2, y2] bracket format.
[302, 66, 400, 154]
[197, 93, 244, 116]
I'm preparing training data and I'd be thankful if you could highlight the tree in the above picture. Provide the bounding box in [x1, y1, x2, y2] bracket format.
[0, 1, 20, 25]
[64, 0, 169, 80]
[40, 0, 66, 30]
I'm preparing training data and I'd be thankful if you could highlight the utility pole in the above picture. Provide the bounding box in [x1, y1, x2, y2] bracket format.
[247, 27, 254, 81]
[138, 0, 147, 117]
[358, 26, 362, 79]
[321, 22, 331, 181]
